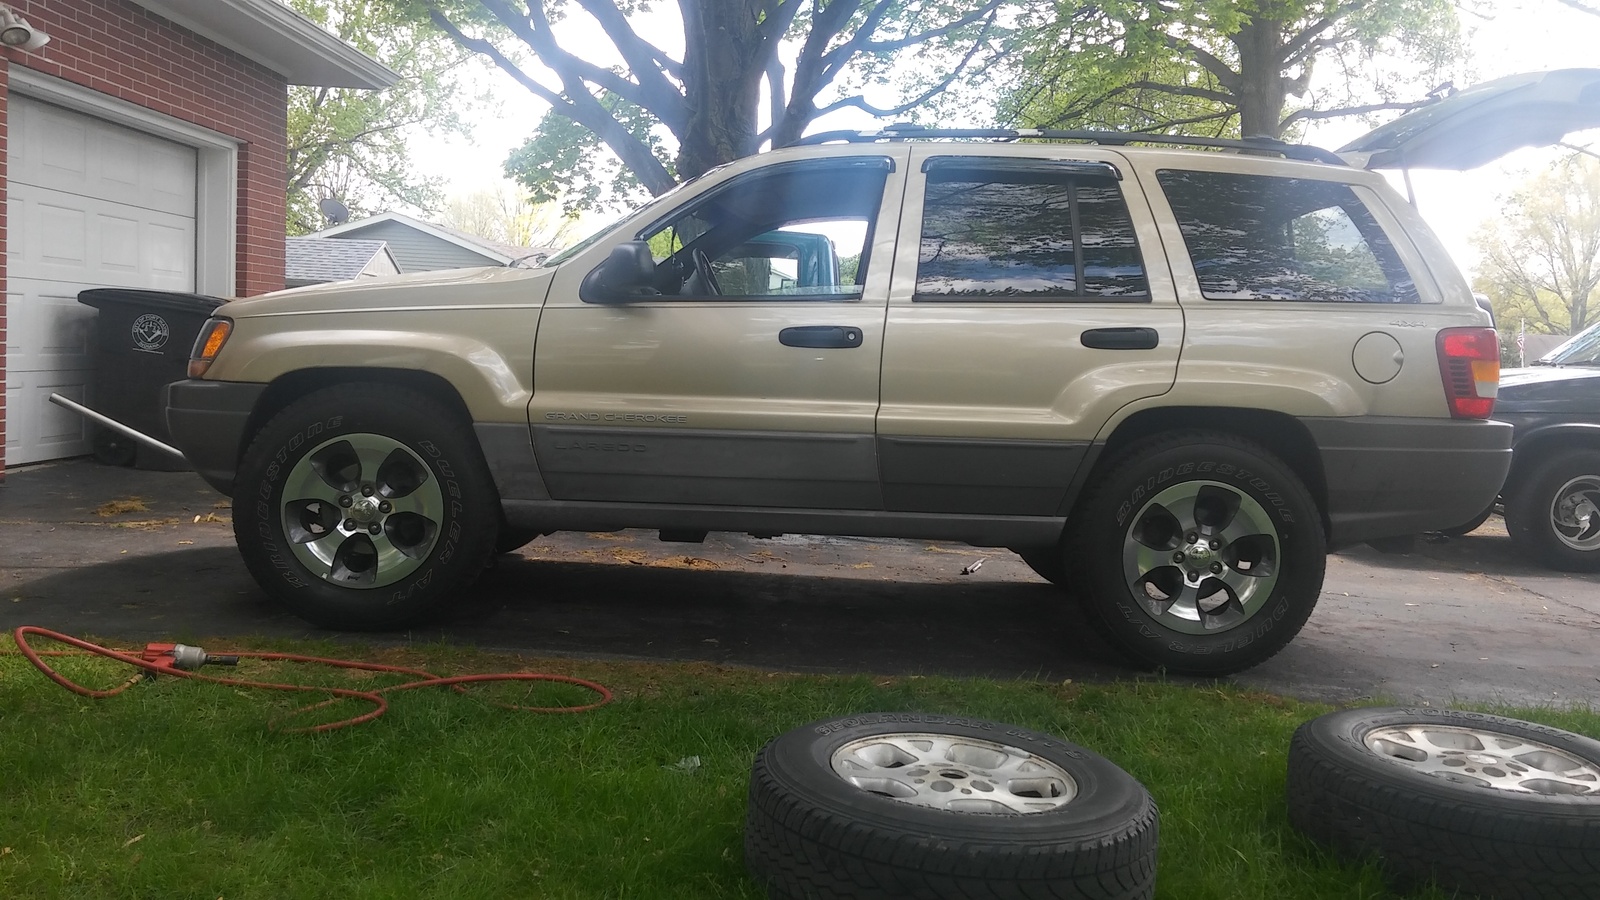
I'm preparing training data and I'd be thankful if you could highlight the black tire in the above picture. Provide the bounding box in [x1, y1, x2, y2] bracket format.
[1439, 502, 1496, 537]
[1014, 544, 1067, 588]
[745, 713, 1158, 900]
[232, 383, 499, 629]
[1504, 449, 1600, 571]
[1068, 432, 1325, 676]
[1288, 706, 1600, 899]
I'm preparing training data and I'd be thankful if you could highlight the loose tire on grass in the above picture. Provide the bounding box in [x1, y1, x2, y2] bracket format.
[233, 383, 500, 629]
[1287, 706, 1600, 899]
[745, 713, 1158, 900]
[1068, 432, 1325, 676]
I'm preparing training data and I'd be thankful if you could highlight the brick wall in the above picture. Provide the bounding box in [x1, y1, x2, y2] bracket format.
[0, 0, 290, 477]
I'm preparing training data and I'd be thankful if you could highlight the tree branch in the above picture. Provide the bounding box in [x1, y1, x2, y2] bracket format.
[1279, 98, 1432, 129]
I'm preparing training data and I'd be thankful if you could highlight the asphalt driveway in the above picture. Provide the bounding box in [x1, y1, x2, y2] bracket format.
[2, 459, 1596, 707]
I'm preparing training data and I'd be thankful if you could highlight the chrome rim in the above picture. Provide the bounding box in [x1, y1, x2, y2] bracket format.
[280, 433, 444, 589]
[830, 732, 1078, 814]
[1121, 479, 1281, 635]
[1365, 724, 1600, 795]
[1548, 474, 1600, 552]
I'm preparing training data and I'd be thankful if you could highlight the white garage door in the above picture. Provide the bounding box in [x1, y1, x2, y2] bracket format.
[5, 94, 197, 466]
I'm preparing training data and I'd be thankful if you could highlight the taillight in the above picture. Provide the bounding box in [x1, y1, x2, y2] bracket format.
[1436, 327, 1499, 419]
[188, 318, 233, 378]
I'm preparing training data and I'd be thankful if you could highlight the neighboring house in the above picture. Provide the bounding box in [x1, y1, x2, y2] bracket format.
[285, 237, 399, 288]
[311, 211, 559, 273]
[1, 0, 394, 474]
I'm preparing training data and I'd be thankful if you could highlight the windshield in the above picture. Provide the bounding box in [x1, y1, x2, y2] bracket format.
[1540, 320, 1600, 366]
[539, 164, 732, 267]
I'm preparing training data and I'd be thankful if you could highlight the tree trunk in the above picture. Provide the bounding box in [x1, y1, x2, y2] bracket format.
[676, 0, 766, 180]
[1232, 17, 1288, 139]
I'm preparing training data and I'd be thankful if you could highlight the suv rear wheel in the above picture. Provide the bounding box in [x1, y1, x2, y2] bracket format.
[1070, 432, 1325, 675]
[232, 383, 500, 629]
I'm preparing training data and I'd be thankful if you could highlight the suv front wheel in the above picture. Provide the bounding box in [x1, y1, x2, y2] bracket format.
[1069, 432, 1325, 676]
[232, 383, 500, 629]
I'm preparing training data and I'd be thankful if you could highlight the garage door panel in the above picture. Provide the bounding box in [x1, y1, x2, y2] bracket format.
[6, 280, 96, 375]
[12, 96, 196, 216]
[11, 182, 196, 290]
[3, 371, 93, 464]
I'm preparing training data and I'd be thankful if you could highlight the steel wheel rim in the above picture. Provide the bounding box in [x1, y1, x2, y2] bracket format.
[1365, 724, 1600, 795]
[1120, 479, 1281, 635]
[830, 732, 1078, 814]
[280, 433, 444, 589]
[1548, 474, 1600, 552]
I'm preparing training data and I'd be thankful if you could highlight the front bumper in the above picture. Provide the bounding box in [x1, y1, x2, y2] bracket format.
[1301, 416, 1513, 548]
[163, 379, 266, 495]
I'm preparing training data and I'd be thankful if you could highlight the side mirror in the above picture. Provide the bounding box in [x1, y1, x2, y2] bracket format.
[579, 240, 660, 303]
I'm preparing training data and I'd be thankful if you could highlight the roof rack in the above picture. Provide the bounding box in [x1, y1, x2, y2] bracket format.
[794, 126, 1348, 166]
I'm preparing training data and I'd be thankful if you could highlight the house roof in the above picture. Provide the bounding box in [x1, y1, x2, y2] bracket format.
[129, 0, 397, 90]
[285, 237, 395, 283]
[311, 212, 557, 266]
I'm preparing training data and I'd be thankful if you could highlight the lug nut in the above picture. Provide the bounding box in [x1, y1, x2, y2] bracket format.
[343, 519, 356, 530]
[378, 501, 392, 514]
[1209, 539, 1220, 550]
[1211, 562, 1224, 574]
[362, 485, 375, 497]
[1173, 552, 1185, 563]
[368, 523, 382, 535]
[339, 496, 353, 508]
[1185, 532, 1198, 543]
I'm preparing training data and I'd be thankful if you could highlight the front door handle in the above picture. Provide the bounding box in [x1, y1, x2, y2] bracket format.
[1081, 327, 1159, 350]
[780, 325, 864, 349]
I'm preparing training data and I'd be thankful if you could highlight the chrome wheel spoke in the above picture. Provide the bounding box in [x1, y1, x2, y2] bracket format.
[1121, 480, 1281, 635]
[280, 432, 445, 589]
[831, 733, 1078, 814]
[1551, 477, 1600, 550]
[1366, 725, 1600, 795]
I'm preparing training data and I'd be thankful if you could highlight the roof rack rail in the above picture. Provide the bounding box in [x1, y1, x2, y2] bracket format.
[794, 126, 1348, 166]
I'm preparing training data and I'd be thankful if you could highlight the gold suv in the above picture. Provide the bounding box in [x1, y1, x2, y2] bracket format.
[167, 96, 1590, 674]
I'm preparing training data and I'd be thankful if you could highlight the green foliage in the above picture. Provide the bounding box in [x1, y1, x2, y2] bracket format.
[286, 0, 481, 234]
[504, 96, 671, 218]
[4, 638, 1589, 898]
[1473, 154, 1600, 341]
[1000, 0, 1463, 140]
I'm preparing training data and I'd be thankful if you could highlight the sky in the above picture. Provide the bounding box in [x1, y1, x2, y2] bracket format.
[412, 1, 1600, 280]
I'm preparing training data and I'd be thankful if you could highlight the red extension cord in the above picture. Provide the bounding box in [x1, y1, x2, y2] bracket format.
[10, 625, 612, 734]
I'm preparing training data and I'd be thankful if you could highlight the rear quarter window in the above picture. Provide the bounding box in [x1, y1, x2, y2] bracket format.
[1156, 169, 1420, 304]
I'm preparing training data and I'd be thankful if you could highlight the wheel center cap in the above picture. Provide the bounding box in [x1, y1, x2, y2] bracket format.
[1186, 545, 1213, 565]
[350, 497, 381, 524]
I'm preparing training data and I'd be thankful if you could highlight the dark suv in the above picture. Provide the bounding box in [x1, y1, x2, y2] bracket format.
[1482, 321, 1600, 570]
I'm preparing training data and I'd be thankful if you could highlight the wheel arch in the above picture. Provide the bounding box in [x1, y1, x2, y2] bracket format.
[1073, 406, 1331, 532]
[1506, 423, 1600, 489]
[239, 368, 478, 468]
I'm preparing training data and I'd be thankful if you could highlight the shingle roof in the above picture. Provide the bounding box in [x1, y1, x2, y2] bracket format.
[286, 237, 389, 284]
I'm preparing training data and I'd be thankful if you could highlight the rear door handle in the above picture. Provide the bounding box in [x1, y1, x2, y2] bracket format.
[1081, 327, 1159, 350]
[780, 325, 864, 349]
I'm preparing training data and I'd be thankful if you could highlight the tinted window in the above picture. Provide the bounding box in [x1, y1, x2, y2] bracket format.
[641, 160, 889, 300]
[915, 165, 1148, 300]
[1156, 170, 1419, 303]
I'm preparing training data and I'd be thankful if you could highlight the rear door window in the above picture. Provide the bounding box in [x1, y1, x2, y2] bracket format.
[914, 161, 1149, 301]
[1156, 170, 1419, 303]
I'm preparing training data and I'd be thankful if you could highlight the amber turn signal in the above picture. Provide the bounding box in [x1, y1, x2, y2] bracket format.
[188, 318, 233, 378]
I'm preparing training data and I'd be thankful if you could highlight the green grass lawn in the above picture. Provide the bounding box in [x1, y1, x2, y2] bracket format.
[2, 636, 1594, 899]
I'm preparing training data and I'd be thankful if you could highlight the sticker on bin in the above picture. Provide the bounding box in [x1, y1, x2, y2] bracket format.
[132, 314, 170, 353]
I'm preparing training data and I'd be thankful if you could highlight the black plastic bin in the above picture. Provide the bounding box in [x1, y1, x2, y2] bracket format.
[78, 288, 226, 470]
